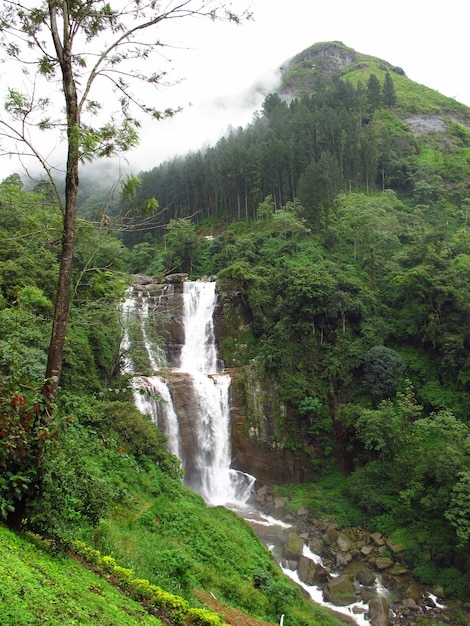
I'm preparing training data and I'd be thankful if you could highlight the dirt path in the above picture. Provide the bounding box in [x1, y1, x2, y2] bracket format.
[194, 590, 277, 626]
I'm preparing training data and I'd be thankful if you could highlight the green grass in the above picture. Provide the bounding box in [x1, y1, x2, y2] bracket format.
[275, 470, 362, 527]
[0, 525, 160, 626]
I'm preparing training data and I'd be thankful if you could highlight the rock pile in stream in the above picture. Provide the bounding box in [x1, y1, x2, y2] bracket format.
[253, 487, 470, 626]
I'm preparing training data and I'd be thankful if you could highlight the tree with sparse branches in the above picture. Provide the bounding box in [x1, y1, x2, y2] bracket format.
[0, 0, 249, 400]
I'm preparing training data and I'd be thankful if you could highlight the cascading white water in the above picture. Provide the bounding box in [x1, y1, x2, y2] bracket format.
[178, 281, 254, 507]
[133, 375, 182, 460]
[122, 279, 255, 508]
[121, 285, 182, 459]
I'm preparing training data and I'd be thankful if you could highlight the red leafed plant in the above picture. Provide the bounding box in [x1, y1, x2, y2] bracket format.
[0, 378, 56, 528]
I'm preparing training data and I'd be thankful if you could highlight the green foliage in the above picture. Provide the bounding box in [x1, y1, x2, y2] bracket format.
[164, 219, 199, 274]
[362, 345, 406, 398]
[382, 72, 397, 107]
[0, 527, 161, 625]
[445, 471, 470, 547]
[100, 400, 182, 474]
[0, 379, 56, 527]
[2, 38, 470, 613]
[72, 540, 232, 625]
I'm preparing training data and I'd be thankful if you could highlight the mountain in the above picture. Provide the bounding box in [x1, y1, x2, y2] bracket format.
[278, 40, 470, 118]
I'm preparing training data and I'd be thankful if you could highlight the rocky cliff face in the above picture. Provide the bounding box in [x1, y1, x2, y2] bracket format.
[279, 41, 357, 100]
[215, 281, 314, 485]
[132, 274, 313, 486]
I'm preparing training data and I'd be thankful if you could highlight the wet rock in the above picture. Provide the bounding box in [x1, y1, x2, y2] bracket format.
[282, 532, 303, 561]
[352, 605, 367, 615]
[297, 554, 329, 585]
[368, 596, 390, 625]
[271, 497, 287, 518]
[323, 574, 356, 607]
[375, 556, 394, 570]
[356, 566, 376, 587]
[165, 273, 188, 283]
[424, 595, 436, 608]
[308, 537, 324, 555]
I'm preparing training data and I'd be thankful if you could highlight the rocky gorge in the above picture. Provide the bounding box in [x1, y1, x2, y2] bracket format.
[248, 486, 470, 626]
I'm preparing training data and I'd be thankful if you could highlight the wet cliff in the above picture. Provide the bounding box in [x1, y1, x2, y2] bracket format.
[214, 279, 314, 485]
[131, 274, 313, 485]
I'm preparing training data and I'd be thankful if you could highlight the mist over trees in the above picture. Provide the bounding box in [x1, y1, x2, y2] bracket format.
[115, 74, 422, 242]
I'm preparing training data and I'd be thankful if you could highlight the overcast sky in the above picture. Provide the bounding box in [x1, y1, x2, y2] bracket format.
[1, 0, 469, 179]
[121, 0, 470, 174]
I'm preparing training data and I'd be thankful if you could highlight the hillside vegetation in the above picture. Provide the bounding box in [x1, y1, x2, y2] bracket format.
[1, 40, 470, 620]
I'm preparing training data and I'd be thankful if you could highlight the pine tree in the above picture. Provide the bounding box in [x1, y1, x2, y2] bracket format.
[367, 74, 382, 111]
[383, 72, 397, 107]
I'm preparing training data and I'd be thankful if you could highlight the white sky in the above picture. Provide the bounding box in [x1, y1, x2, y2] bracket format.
[1, 0, 469, 179]
[122, 0, 470, 173]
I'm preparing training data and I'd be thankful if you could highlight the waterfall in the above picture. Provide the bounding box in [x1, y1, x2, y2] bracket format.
[123, 278, 254, 508]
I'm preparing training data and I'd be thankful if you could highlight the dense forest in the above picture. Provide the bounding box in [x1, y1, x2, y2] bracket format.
[2, 40, 470, 622]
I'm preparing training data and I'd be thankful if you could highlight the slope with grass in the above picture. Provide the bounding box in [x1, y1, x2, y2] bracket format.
[0, 526, 160, 625]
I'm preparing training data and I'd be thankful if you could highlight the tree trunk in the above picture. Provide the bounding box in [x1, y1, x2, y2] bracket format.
[43, 2, 79, 399]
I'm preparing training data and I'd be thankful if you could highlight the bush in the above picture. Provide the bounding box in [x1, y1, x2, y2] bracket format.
[362, 345, 406, 399]
[100, 400, 182, 477]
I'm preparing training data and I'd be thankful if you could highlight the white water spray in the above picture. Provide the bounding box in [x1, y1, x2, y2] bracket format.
[123, 279, 255, 508]
[178, 281, 254, 506]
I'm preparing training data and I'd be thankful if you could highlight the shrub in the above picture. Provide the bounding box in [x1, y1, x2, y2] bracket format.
[187, 608, 228, 626]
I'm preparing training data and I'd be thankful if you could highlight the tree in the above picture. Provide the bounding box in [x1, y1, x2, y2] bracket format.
[164, 218, 199, 273]
[382, 72, 397, 108]
[362, 345, 406, 399]
[366, 74, 382, 112]
[0, 0, 248, 399]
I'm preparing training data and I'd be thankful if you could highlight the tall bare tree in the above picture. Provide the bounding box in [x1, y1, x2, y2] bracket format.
[0, 0, 248, 398]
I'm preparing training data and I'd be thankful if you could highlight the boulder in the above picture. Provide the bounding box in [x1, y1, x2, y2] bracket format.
[297, 555, 329, 585]
[282, 532, 303, 561]
[308, 537, 324, 556]
[323, 574, 356, 606]
[165, 273, 188, 283]
[337, 532, 353, 552]
[386, 539, 405, 557]
[356, 566, 376, 587]
[270, 497, 287, 518]
[323, 525, 339, 545]
[401, 597, 420, 611]
[404, 583, 422, 602]
[375, 556, 394, 570]
[370, 532, 385, 546]
[368, 597, 390, 625]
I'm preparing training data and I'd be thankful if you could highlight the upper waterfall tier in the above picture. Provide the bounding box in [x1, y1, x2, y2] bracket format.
[179, 281, 219, 374]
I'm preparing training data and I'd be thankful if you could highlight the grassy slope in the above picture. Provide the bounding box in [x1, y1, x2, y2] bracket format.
[0, 526, 159, 626]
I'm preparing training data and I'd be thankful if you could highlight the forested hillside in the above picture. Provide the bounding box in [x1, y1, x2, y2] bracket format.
[1, 39, 470, 621]
[107, 42, 470, 599]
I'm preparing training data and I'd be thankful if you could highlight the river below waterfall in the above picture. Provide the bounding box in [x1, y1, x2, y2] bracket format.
[122, 276, 459, 626]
